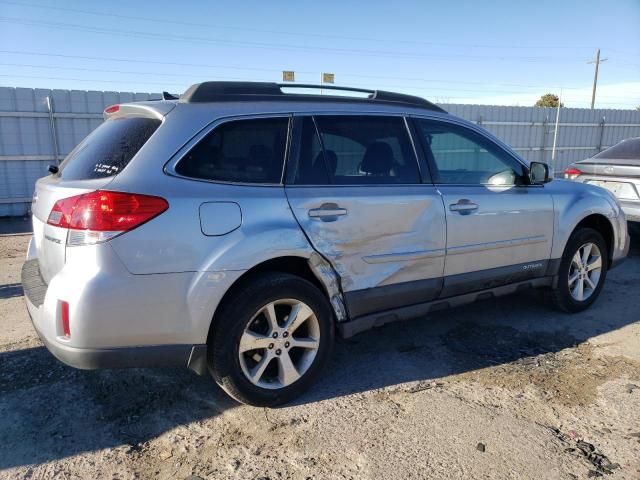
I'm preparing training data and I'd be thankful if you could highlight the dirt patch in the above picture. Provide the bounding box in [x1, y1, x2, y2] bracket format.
[0, 234, 29, 260]
[446, 324, 640, 407]
[2, 233, 640, 479]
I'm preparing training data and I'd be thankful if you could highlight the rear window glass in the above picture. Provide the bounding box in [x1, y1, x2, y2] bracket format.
[59, 117, 161, 180]
[175, 117, 289, 184]
[594, 138, 640, 160]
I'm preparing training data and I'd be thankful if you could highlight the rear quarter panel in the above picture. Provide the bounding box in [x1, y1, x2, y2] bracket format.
[104, 103, 317, 274]
[107, 180, 313, 274]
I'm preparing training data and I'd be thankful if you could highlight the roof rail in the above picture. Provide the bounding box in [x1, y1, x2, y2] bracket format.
[179, 81, 446, 113]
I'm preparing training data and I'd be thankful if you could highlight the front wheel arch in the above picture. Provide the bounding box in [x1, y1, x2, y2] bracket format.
[550, 227, 608, 313]
[568, 214, 614, 268]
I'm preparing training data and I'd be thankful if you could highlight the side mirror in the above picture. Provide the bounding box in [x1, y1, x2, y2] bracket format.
[528, 162, 552, 185]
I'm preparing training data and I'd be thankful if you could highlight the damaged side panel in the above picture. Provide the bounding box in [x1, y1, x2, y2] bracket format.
[308, 252, 348, 322]
[285, 185, 447, 316]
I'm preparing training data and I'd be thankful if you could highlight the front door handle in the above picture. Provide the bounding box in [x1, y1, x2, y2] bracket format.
[449, 199, 478, 214]
[308, 203, 348, 221]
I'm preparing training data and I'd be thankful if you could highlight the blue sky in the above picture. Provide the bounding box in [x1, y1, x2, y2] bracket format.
[0, 0, 639, 108]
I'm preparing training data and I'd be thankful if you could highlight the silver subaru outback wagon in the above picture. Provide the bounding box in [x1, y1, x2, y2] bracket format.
[22, 82, 629, 406]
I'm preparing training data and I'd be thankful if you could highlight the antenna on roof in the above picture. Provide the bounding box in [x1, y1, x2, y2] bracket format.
[162, 91, 178, 100]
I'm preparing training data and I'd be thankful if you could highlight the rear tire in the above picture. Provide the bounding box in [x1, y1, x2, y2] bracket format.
[551, 227, 608, 313]
[208, 272, 334, 407]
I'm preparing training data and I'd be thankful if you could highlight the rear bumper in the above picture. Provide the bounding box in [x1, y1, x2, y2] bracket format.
[28, 313, 197, 371]
[21, 253, 209, 373]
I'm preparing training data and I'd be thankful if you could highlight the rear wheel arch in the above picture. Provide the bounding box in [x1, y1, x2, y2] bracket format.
[207, 256, 333, 345]
[207, 270, 335, 406]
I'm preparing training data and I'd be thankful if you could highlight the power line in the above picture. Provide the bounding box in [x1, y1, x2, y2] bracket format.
[1, 73, 637, 106]
[0, 50, 618, 93]
[0, 64, 559, 96]
[0, 73, 187, 87]
[0, 16, 596, 63]
[0, 50, 315, 74]
[2, 61, 636, 100]
[0, 0, 611, 52]
[0, 61, 587, 96]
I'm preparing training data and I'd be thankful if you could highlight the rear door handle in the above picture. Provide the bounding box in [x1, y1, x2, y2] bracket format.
[308, 203, 348, 221]
[449, 199, 478, 214]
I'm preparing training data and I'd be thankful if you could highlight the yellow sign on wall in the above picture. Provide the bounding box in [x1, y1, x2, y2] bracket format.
[282, 71, 295, 82]
[322, 73, 335, 84]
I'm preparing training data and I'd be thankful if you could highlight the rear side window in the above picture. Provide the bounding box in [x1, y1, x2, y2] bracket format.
[176, 117, 289, 184]
[593, 138, 640, 160]
[294, 115, 421, 185]
[59, 117, 161, 180]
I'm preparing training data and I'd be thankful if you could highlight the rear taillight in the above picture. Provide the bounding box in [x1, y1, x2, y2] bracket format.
[564, 167, 582, 180]
[47, 190, 168, 245]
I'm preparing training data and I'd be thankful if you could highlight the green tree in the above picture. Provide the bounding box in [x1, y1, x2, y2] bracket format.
[535, 93, 564, 108]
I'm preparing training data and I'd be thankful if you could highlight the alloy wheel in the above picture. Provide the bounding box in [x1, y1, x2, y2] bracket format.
[568, 242, 603, 301]
[238, 299, 320, 389]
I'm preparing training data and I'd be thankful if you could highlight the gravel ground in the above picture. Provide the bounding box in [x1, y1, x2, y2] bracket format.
[1, 229, 639, 479]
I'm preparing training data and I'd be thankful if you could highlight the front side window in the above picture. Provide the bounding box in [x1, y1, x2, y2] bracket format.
[414, 119, 525, 185]
[294, 115, 421, 185]
[176, 117, 289, 184]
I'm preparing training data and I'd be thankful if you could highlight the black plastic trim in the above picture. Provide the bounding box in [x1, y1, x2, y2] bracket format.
[546, 258, 562, 276]
[21, 259, 47, 308]
[338, 259, 562, 337]
[405, 117, 434, 184]
[338, 277, 553, 338]
[345, 277, 442, 318]
[440, 260, 550, 298]
[37, 331, 199, 370]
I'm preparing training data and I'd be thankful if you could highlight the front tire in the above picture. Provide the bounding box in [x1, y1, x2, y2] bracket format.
[208, 272, 334, 407]
[551, 227, 608, 313]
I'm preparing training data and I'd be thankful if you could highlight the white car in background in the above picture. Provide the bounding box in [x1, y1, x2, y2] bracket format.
[565, 137, 640, 224]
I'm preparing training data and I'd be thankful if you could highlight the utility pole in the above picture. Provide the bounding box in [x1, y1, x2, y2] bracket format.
[588, 48, 607, 109]
[551, 89, 562, 164]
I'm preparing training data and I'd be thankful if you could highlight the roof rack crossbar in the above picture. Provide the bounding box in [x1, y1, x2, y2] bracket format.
[179, 81, 446, 113]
